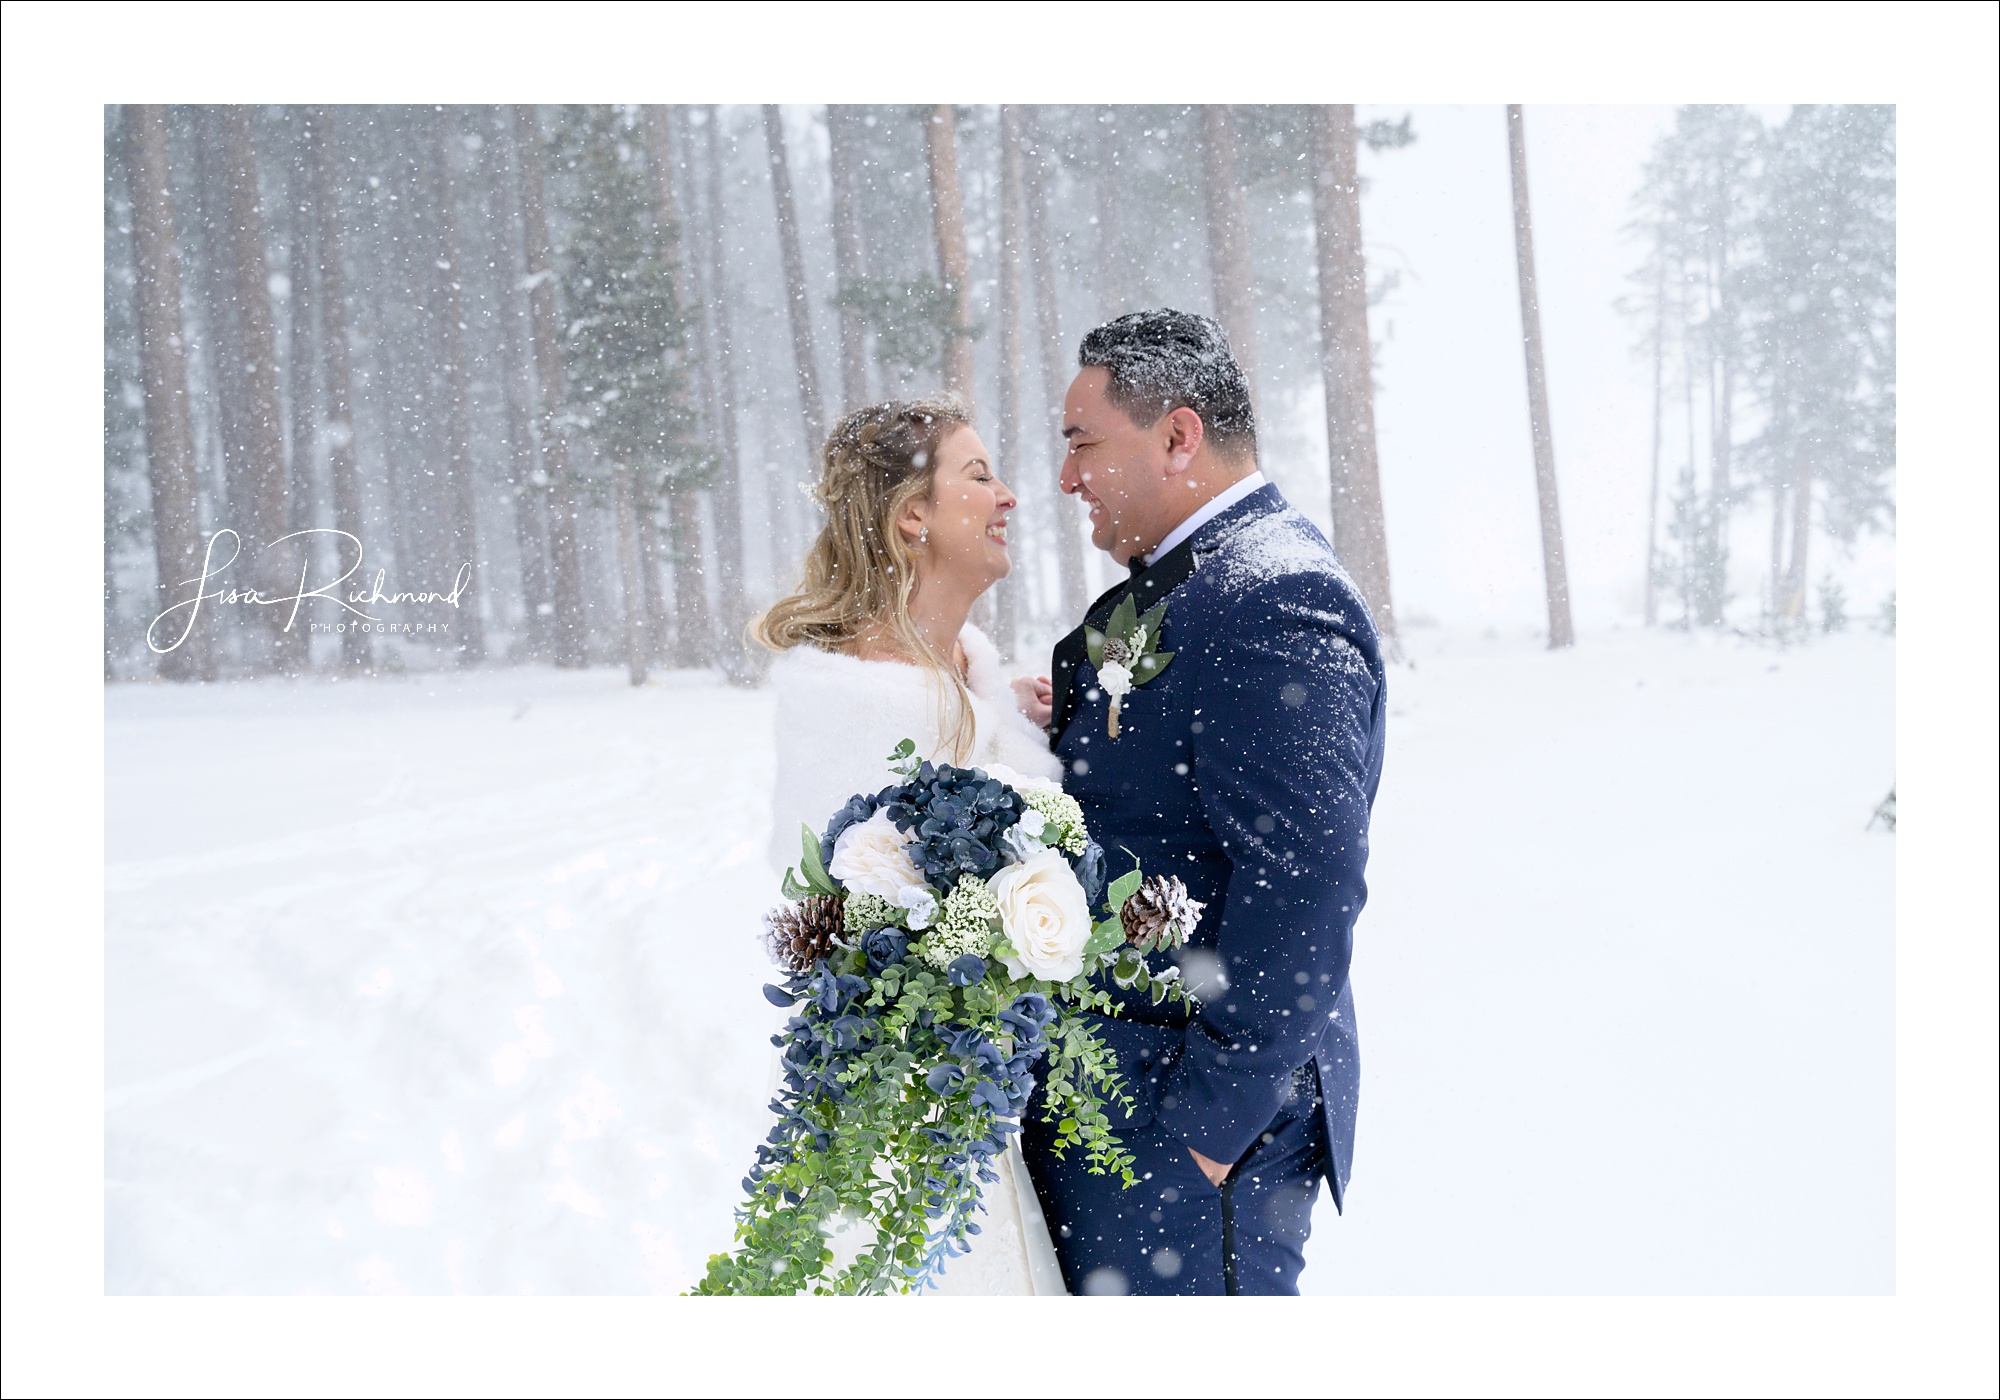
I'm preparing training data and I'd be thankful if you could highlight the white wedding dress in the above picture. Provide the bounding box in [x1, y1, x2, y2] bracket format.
[765, 623, 1069, 1296]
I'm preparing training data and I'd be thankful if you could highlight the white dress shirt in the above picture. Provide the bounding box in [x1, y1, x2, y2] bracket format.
[1141, 470, 1269, 567]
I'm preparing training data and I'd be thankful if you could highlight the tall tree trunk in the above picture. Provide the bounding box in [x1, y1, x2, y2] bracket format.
[1093, 108, 1131, 319]
[1784, 444, 1810, 622]
[1200, 105, 1259, 398]
[924, 104, 975, 401]
[352, 130, 419, 592]
[991, 106, 1029, 660]
[432, 106, 486, 663]
[1643, 250, 1666, 627]
[482, 106, 550, 662]
[701, 106, 756, 684]
[1682, 276, 1699, 628]
[1767, 362, 1789, 625]
[190, 110, 251, 587]
[308, 107, 372, 673]
[221, 106, 303, 672]
[1310, 105, 1397, 648]
[284, 117, 318, 548]
[643, 104, 717, 668]
[513, 104, 589, 668]
[1021, 107, 1089, 621]
[825, 105, 870, 412]
[121, 105, 209, 682]
[613, 471, 649, 686]
[1505, 105, 1575, 649]
[762, 105, 827, 456]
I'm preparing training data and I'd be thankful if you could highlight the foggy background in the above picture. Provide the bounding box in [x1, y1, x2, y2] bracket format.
[100, 103, 1897, 1297]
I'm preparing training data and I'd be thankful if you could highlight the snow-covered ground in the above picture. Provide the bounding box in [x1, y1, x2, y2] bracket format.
[103, 625, 1895, 1294]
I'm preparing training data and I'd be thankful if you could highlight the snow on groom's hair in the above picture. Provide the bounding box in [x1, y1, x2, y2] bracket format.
[1078, 308, 1258, 461]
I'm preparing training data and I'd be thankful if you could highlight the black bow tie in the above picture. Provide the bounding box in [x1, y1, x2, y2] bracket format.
[1127, 554, 1150, 580]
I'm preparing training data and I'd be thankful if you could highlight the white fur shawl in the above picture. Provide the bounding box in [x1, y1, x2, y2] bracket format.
[766, 624, 1063, 871]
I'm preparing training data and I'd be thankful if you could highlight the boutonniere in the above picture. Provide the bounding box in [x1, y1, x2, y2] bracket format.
[1086, 595, 1174, 739]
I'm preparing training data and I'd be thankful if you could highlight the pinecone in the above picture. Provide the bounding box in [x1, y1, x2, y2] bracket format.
[1120, 875, 1204, 953]
[764, 895, 847, 973]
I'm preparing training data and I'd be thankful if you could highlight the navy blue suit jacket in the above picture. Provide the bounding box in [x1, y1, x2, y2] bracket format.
[1048, 483, 1386, 1208]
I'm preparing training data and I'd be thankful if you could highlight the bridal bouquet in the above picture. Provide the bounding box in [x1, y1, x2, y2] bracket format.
[693, 740, 1203, 1296]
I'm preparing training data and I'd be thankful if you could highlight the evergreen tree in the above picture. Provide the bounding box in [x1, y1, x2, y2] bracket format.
[549, 106, 711, 678]
[1743, 105, 1896, 624]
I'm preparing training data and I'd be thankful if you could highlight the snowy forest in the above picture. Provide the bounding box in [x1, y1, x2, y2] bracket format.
[102, 104, 1894, 684]
[102, 105, 1901, 1299]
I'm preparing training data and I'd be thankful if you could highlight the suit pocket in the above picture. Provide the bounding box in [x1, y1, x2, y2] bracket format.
[1085, 1017, 1184, 1131]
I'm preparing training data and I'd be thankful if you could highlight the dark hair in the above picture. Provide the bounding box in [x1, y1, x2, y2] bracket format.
[1077, 308, 1257, 459]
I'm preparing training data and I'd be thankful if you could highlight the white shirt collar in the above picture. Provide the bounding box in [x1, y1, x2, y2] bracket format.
[1142, 470, 1269, 567]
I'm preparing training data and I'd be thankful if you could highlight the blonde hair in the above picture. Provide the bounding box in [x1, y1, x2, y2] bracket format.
[751, 394, 979, 761]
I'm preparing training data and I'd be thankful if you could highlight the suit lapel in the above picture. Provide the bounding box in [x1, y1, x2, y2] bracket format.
[1048, 536, 1203, 748]
[1047, 483, 1289, 751]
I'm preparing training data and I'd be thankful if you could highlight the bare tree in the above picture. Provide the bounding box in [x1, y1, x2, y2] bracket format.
[514, 104, 589, 667]
[432, 106, 485, 662]
[825, 105, 870, 413]
[221, 106, 304, 672]
[762, 105, 827, 455]
[120, 105, 209, 681]
[1310, 105, 1397, 648]
[924, 104, 975, 400]
[700, 106, 756, 684]
[1021, 107, 1089, 620]
[1506, 105, 1575, 649]
[642, 104, 718, 668]
[1200, 105, 1259, 398]
[306, 108, 371, 673]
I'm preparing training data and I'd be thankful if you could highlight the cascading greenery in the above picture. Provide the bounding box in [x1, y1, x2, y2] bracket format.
[693, 742, 1197, 1296]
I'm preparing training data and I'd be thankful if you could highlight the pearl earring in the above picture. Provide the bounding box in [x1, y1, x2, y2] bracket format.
[918, 527, 929, 545]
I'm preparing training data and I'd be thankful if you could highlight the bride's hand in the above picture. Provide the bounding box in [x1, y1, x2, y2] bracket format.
[1010, 674, 1054, 729]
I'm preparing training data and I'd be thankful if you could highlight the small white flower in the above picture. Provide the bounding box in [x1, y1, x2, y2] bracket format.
[828, 811, 924, 901]
[1098, 660, 1134, 698]
[990, 849, 1094, 983]
[1002, 823, 1047, 862]
[895, 884, 938, 931]
[1017, 808, 1046, 838]
[1129, 626, 1149, 655]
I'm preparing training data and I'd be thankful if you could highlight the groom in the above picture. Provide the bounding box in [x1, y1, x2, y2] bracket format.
[1019, 309, 1387, 1296]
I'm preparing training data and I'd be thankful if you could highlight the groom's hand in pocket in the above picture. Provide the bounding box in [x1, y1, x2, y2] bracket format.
[1189, 1146, 1233, 1188]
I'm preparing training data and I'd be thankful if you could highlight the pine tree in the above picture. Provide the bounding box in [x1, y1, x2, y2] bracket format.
[1743, 105, 1895, 624]
[549, 105, 711, 685]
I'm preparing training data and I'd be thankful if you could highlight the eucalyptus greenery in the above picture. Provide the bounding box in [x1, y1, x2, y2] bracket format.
[694, 742, 1194, 1295]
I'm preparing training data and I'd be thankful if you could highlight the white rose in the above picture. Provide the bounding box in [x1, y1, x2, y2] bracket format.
[828, 811, 924, 900]
[990, 848, 1094, 983]
[1097, 660, 1134, 698]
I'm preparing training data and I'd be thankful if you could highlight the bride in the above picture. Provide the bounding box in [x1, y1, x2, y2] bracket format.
[751, 394, 1068, 1296]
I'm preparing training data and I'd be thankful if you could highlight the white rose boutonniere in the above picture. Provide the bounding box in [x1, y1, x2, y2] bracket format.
[1084, 595, 1173, 739]
[827, 810, 925, 902]
[989, 848, 1094, 983]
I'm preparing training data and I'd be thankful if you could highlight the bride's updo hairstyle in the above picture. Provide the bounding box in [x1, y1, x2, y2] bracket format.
[751, 393, 979, 759]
